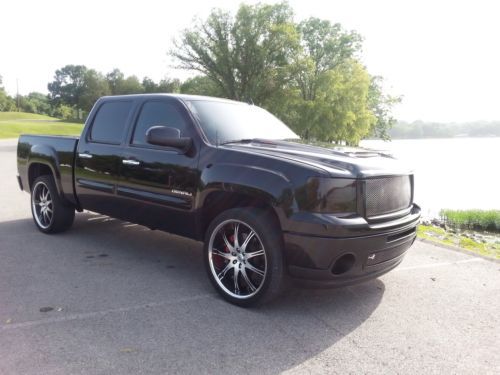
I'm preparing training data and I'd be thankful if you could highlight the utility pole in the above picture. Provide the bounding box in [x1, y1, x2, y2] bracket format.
[16, 78, 20, 112]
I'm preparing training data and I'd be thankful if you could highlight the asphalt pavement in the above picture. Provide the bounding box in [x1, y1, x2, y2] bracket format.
[0, 138, 499, 374]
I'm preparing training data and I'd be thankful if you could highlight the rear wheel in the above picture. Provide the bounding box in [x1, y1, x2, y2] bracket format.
[31, 175, 75, 234]
[204, 208, 285, 307]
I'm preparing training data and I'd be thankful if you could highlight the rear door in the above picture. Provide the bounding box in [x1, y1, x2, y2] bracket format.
[116, 98, 200, 237]
[74, 99, 134, 217]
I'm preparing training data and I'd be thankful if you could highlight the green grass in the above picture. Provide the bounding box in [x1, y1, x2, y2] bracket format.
[0, 112, 83, 139]
[0, 112, 58, 121]
[417, 224, 500, 259]
[440, 209, 500, 232]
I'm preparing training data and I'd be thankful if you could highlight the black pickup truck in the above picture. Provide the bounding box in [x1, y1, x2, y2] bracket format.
[17, 94, 420, 306]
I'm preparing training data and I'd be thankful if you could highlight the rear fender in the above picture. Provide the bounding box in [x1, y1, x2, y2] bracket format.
[28, 144, 63, 196]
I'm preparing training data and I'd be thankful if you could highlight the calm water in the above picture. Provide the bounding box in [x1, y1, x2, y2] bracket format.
[359, 138, 500, 217]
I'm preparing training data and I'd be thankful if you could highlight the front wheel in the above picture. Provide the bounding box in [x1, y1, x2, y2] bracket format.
[204, 208, 285, 307]
[31, 175, 75, 234]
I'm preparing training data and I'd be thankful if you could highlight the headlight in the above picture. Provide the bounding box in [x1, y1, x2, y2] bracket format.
[298, 178, 357, 214]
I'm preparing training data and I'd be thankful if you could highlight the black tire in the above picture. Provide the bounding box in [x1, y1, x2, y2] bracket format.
[204, 208, 285, 307]
[30, 175, 75, 234]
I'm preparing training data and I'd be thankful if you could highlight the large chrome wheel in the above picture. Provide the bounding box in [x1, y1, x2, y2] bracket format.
[204, 208, 285, 307]
[32, 180, 53, 229]
[208, 219, 267, 299]
[30, 175, 75, 234]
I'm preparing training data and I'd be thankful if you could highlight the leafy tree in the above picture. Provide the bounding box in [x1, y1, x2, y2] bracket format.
[171, 2, 299, 103]
[48, 65, 88, 107]
[79, 69, 110, 111]
[293, 18, 362, 101]
[106, 69, 144, 95]
[280, 60, 375, 145]
[117, 75, 144, 95]
[0, 75, 17, 111]
[180, 75, 223, 96]
[143, 77, 181, 93]
[105, 69, 125, 95]
[170, 3, 399, 145]
[52, 104, 75, 120]
[156, 78, 181, 93]
[367, 76, 401, 140]
[142, 77, 158, 93]
[18, 92, 52, 115]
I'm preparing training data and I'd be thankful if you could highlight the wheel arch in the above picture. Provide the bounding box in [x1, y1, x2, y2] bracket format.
[27, 144, 61, 192]
[196, 163, 295, 240]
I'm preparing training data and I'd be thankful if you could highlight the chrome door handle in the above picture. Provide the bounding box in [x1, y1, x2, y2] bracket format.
[122, 159, 140, 166]
[78, 152, 93, 159]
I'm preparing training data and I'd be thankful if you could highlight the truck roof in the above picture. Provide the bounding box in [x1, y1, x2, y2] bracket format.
[99, 93, 245, 105]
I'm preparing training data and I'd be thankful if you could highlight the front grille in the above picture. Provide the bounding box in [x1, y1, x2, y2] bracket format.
[364, 176, 412, 218]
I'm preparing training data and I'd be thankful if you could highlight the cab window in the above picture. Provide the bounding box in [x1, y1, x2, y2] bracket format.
[90, 101, 132, 144]
[132, 101, 187, 146]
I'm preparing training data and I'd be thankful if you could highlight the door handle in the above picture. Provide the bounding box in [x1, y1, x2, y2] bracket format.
[78, 152, 93, 159]
[122, 159, 140, 166]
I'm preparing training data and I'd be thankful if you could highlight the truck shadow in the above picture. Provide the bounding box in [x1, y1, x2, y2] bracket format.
[0, 212, 385, 373]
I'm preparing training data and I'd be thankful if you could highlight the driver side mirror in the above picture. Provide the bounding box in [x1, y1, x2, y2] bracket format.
[146, 126, 192, 153]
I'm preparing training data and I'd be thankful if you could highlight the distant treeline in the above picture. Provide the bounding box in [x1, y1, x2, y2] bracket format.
[390, 121, 500, 139]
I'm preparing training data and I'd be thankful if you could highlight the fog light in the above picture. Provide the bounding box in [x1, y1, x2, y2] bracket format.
[331, 254, 356, 275]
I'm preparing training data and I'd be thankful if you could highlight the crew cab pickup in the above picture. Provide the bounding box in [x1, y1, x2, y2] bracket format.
[17, 94, 420, 306]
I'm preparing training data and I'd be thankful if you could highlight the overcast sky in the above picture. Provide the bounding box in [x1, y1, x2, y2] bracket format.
[1, 0, 498, 122]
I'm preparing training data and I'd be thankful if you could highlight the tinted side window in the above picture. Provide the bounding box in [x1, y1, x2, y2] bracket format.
[132, 101, 187, 146]
[90, 101, 132, 144]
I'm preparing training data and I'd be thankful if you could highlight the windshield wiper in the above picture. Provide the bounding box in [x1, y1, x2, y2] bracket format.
[219, 138, 255, 146]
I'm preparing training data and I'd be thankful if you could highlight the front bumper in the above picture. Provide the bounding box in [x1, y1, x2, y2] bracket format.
[283, 204, 420, 286]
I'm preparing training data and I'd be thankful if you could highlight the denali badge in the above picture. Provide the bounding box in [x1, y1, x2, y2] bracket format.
[171, 189, 192, 197]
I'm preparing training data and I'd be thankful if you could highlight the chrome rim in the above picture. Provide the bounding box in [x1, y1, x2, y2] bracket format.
[32, 181, 53, 229]
[208, 219, 267, 299]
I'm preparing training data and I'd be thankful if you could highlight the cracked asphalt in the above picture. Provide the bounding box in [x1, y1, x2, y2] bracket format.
[0, 139, 499, 374]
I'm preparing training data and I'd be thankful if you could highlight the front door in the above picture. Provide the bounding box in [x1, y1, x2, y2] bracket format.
[116, 98, 199, 237]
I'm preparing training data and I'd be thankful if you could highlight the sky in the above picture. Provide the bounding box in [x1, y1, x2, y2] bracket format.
[1, 0, 499, 122]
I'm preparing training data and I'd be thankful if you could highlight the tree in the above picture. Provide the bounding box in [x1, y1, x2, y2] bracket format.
[278, 60, 375, 145]
[106, 69, 144, 95]
[293, 17, 362, 101]
[171, 2, 299, 103]
[367, 76, 401, 140]
[143, 77, 181, 93]
[48, 65, 88, 107]
[0, 75, 17, 111]
[79, 69, 110, 111]
[180, 75, 223, 96]
[105, 69, 125, 95]
[18, 92, 52, 114]
[315, 60, 376, 145]
[156, 78, 181, 93]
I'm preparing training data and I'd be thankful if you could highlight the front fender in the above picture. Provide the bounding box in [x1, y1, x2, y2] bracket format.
[197, 163, 296, 225]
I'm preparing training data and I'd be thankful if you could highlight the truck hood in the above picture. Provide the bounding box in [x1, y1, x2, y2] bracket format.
[222, 139, 413, 178]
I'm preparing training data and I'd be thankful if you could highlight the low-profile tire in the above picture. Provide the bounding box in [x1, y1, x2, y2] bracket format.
[204, 208, 285, 307]
[30, 175, 75, 234]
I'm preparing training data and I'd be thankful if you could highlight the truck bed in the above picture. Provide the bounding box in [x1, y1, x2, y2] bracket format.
[17, 135, 80, 205]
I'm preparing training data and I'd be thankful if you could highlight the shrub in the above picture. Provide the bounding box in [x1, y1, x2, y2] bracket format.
[440, 209, 500, 232]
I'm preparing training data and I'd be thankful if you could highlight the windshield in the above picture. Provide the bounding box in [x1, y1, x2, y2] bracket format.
[186, 99, 298, 145]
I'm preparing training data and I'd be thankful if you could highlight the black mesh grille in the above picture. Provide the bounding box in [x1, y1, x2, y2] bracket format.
[365, 176, 412, 217]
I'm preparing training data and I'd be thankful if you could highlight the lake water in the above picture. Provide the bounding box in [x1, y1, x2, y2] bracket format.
[359, 138, 500, 217]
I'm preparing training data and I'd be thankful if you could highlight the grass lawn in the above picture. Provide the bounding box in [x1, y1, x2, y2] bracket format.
[0, 112, 83, 139]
